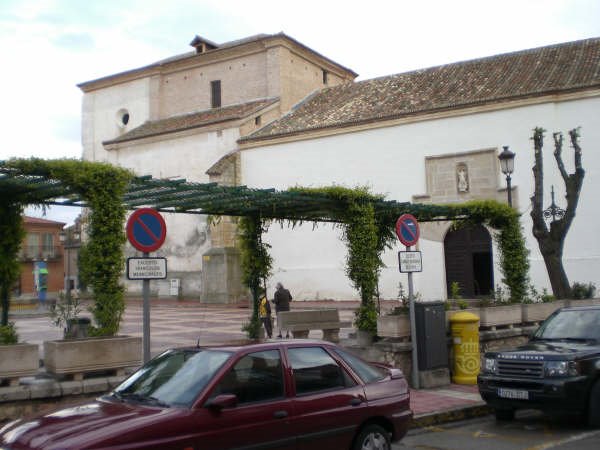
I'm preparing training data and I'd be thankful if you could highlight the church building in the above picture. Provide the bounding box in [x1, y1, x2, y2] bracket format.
[80, 34, 600, 302]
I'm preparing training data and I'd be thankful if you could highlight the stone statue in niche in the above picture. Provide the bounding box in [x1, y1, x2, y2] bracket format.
[457, 164, 469, 192]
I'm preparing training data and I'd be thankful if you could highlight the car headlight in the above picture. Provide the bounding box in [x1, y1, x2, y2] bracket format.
[484, 357, 498, 374]
[544, 361, 579, 377]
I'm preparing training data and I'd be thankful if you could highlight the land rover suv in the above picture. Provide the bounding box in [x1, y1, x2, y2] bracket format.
[478, 305, 600, 425]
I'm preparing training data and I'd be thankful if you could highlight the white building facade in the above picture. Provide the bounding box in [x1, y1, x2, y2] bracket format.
[238, 37, 600, 301]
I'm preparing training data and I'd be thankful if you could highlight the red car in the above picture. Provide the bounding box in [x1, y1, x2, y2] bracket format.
[0, 339, 412, 450]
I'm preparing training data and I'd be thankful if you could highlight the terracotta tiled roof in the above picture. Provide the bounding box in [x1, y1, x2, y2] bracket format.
[241, 37, 600, 142]
[103, 98, 279, 145]
[79, 33, 357, 90]
[23, 216, 65, 226]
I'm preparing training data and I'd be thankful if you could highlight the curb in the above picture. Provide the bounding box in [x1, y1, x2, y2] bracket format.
[410, 403, 493, 429]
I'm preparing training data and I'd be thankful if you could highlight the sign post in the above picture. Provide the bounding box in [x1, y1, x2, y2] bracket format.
[126, 208, 167, 363]
[395, 214, 421, 389]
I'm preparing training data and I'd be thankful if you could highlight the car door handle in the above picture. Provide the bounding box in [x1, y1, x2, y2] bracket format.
[350, 397, 362, 406]
[273, 410, 288, 419]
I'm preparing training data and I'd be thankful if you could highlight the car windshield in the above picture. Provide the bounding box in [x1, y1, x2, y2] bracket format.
[113, 348, 232, 408]
[534, 309, 600, 341]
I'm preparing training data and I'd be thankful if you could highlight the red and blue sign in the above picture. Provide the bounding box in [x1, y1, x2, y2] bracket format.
[395, 214, 420, 247]
[127, 208, 167, 253]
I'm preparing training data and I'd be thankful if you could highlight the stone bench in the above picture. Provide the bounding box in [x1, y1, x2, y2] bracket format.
[278, 309, 351, 342]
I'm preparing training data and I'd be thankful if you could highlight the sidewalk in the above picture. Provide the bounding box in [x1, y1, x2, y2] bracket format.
[9, 298, 490, 426]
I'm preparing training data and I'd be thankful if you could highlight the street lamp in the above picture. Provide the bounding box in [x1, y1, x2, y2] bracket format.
[59, 229, 81, 302]
[498, 145, 515, 207]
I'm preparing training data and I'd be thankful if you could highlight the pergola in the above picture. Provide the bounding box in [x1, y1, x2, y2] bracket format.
[0, 169, 468, 223]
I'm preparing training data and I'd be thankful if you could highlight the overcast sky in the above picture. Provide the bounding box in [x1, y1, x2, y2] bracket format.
[1, 0, 599, 223]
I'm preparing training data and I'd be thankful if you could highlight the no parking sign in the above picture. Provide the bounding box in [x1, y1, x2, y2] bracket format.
[126, 208, 167, 253]
[395, 214, 420, 247]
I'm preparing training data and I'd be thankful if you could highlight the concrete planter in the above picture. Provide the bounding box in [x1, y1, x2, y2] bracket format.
[0, 343, 39, 385]
[479, 304, 522, 328]
[377, 314, 411, 339]
[521, 300, 566, 324]
[44, 336, 142, 380]
[565, 298, 600, 307]
[356, 329, 375, 346]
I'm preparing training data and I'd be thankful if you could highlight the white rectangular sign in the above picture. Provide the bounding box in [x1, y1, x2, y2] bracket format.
[127, 257, 167, 280]
[398, 251, 422, 273]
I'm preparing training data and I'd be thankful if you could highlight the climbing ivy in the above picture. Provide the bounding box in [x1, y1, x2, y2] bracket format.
[448, 200, 530, 302]
[238, 215, 273, 338]
[0, 201, 26, 327]
[4, 158, 133, 336]
[287, 186, 393, 332]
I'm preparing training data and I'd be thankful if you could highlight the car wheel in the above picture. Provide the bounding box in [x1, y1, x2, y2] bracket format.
[588, 380, 600, 427]
[352, 424, 391, 450]
[495, 408, 515, 421]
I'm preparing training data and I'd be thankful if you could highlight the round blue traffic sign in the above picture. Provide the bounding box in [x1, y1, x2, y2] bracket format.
[126, 208, 167, 253]
[395, 214, 420, 247]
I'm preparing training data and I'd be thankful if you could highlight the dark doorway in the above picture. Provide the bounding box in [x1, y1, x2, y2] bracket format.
[444, 225, 493, 298]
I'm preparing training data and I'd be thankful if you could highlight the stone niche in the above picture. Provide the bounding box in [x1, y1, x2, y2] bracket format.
[413, 147, 518, 243]
[421, 148, 505, 204]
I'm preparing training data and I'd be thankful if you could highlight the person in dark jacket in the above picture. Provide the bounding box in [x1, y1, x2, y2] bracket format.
[273, 282, 292, 338]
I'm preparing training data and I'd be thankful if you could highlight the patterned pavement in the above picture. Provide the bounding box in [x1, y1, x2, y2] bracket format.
[11, 299, 357, 357]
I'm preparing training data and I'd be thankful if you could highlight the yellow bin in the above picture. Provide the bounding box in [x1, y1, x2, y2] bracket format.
[449, 311, 480, 384]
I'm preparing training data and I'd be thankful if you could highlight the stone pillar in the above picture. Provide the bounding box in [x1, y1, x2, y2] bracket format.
[200, 247, 246, 304]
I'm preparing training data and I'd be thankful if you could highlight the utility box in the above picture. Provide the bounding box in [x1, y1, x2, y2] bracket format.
[415, 301, 448, 370]
[169, 278, 180, 297]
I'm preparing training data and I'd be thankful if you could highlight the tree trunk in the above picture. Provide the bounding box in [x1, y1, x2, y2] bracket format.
[530, 128, 585, 299]
[540, 243, 571, 299]
[1, 285, 8, 326]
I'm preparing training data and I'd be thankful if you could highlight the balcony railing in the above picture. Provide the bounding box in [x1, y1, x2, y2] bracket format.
[18, 245, 63, 261]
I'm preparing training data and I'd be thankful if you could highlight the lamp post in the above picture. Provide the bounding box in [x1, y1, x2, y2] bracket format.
[59, 229, 80, 303]
[498, 145, 515, 207]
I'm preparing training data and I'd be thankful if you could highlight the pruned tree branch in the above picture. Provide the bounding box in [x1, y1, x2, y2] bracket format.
[558, 128, 585, 236]
[530, 126, 586, 299]
[570, 127, 583, 171]
[530, 127, 548, 238]
[553, 132, 569, 182]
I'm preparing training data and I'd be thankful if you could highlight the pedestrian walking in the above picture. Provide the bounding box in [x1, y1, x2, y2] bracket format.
[273, 282, 292, 338]
[259, 292, 272, 338]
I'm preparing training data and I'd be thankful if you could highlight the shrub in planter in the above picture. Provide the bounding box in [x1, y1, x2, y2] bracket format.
[0, 322, 18, 345]
[50, 295, 89, 339]
[571, 282, 596, 300]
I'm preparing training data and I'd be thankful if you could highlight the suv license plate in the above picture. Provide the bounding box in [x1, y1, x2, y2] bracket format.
[498, 388, 529, 400]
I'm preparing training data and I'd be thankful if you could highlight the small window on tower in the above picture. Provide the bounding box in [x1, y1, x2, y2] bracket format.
[211, 80, 221, 108]
[322, 70, 328, 85]
[255, 116, 261, 126]
[116, 108, 130, 128]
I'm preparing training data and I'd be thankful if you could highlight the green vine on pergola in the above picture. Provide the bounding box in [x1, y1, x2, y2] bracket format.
[237, 187, 529, 334]
[0, 159, 529, 337]
[0, 158, 133, 336]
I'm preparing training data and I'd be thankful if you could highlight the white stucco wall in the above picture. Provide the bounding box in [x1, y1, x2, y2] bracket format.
[108, 126, 241, 295]
[241, 95, 600, 301]
[81, 78, 152, 163]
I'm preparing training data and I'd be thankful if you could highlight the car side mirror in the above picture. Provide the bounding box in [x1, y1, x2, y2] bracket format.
[205, 394, 238, 411]
[389, 368, 404, 380]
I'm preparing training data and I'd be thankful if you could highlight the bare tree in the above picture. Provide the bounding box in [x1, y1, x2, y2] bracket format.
[530, 127, 585, 298]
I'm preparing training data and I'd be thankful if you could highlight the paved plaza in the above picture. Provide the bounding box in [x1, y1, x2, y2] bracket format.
[11, 299, 358, 358]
